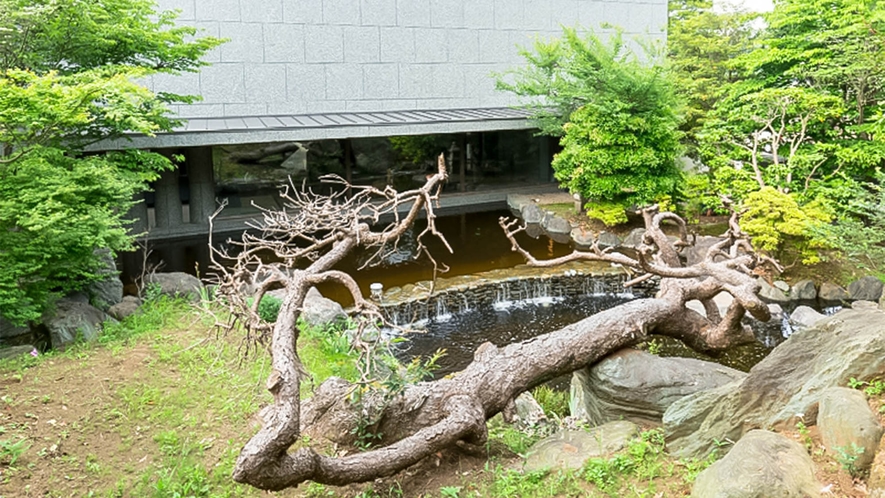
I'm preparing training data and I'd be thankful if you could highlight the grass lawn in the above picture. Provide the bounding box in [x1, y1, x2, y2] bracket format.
[2, 294, 865, 497]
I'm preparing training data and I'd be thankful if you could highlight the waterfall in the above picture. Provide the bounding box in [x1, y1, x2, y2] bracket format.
[493, 283, 514, 311]
[434, 299, 452, 322]
[458, 295, 471, 313]
[781, 313, 794, 338]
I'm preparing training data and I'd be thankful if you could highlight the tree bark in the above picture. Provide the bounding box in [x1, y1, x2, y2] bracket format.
[210, 161, 776, 491]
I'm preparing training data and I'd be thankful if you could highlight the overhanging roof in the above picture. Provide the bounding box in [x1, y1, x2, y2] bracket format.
[93, 107, 537, 151]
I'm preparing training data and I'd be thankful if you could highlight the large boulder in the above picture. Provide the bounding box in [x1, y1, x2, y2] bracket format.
[507, 194, 532, 216]
[0, 345, 36, 361]
[301, 287, 347, 328]
[107, 295, 143, 321]
[570, 228, 595, 250]
[791, 279, 817, 301]
[42, 299, 113, 351]
[144, 272, 203, 302]
[818, 387, 883, 472]
[788, 305, 825, 331]
[683, 236, 727, 267]
[596, 231, 621, 251]
[523, 421, 639, 472]
[520, 203, 544, 225]
[0, 317, 29, 342]
[541, 214, 571, 236]
[664, 308, 885, 459]
[691, 430, 820, 498]
[570, 349, 746, 426]
[758, 277, 789, 303]
[86, 248, 123, 311]
[849, 276, 884, 302]
[819, 282, 849, 302]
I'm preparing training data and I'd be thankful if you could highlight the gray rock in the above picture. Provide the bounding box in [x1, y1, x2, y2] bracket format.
[685, 292, 734, 319]
[818, 387, 883, 472]
[849, 276, 884, 302]
[514, 391, 547, 428]
[853, 300, 880, 311]
[571, 349, 746, 426]
[144, 272, 203, 302]
[42, 299, 113, 351]
[0, 317, 28, 340]
[0, 345, 36, 360]
[758, 278, 789, 303]
[107, 296, 143, 321]
[791, 279, 817, 301]
[789, 305, 825, 331]
[664, 308, 885, 459]
[621, 228, 646, 249]
[570, 228, 595, 250]
[691, 430, 820, 498]
[507, 194, 532, 216]
[541, 214, 571, 236]
[774, 280, 790, 293]
[683, 236, 727, 267]
[819, 282, 849, 302]
[881, 293, 885, 311]
[302, 287, 347, 328]
[86, 248, 123, 311]
[521, 203, 544, 225]
[596, 231, 621, 251]
[523, 421, 639, 472]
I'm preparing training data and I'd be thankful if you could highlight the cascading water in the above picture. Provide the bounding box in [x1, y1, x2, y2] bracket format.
[435, 300, 452, 322]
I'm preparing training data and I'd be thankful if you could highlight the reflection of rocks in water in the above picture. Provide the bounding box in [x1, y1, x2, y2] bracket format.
[357, 227, 418, 267]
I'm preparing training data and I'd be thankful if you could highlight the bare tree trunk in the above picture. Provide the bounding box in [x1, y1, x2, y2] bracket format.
[209, 156, 778, 491]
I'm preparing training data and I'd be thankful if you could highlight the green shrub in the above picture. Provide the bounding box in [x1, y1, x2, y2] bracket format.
[531, 385, 570, 419]
[257, 294, 282, 323]
[585, 201, 629, 227]
[740, 187, 832, 263]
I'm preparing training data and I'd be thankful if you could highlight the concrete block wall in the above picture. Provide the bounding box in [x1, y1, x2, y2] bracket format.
[151, 0, 668, 118]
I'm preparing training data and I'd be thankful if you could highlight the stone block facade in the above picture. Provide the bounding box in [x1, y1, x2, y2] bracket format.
[151, 0, 667, 118]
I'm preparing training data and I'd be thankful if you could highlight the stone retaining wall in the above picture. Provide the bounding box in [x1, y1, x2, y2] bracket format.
[379, 267, 658, 326]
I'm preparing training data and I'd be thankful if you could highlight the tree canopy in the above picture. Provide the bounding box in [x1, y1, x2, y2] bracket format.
[0, 0, 221, 324]
[497, 28, 684, 224]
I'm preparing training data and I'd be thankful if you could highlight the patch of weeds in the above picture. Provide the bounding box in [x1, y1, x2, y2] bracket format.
[487, 421, 544, 456]
[576, 429, 708, 496]
[848, 377, 885, 412]
[440, 485, 463, 498]
[305, 481, 336, 497]
[834, 442, 866, 477]
[0, 437, 30, 466]
[796, 420, 813, 452]
[485, 466, 581, 498]
[245, 294, 283, 323]
[299, 320, 361, 391]
[531, 386, 570, 419]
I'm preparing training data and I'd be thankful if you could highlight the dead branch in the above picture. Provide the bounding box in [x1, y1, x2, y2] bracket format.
[214, 158, 777, 491]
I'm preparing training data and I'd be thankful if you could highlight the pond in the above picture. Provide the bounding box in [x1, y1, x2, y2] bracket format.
[130, 208, 815, 376]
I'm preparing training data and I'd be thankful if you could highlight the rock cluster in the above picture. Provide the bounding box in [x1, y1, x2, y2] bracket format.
[560, 307, 885, 495]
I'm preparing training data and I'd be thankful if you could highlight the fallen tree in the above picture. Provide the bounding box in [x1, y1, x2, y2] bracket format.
[208, 155, 778, 491]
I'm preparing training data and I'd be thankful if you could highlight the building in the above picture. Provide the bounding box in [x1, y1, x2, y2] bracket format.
[99, 0, 666, 274]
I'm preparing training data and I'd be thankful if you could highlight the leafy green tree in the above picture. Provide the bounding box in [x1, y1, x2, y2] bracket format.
[667, 0, 758, 154]
[0, 0, 221, 324]
[497, 28, 683, 224]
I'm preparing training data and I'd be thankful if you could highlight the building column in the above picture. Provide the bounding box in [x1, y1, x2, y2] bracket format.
[186, 146, 215, 224]
[538, 135, 552, 182]
[153, 167, 182, 229]
[127, 192, 149, 234]
[458, 134, 467, 192]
